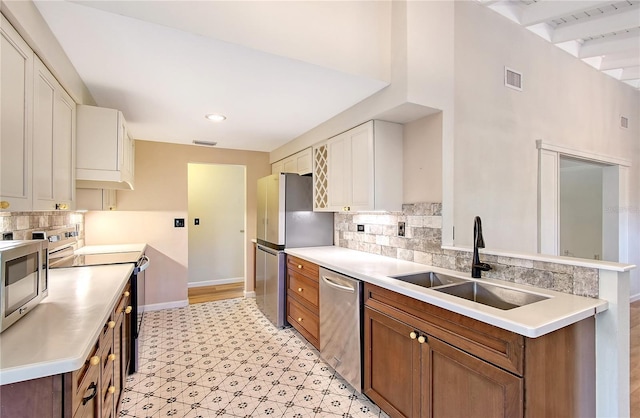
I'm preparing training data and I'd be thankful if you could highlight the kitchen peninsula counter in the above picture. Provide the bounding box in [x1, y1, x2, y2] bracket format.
[0, 264, 134, 385]
[285, 246, 608, 338]
[75, 243, 147, 255]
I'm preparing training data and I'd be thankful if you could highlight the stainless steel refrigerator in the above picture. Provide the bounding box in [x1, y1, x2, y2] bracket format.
[255, 173, 333, 328]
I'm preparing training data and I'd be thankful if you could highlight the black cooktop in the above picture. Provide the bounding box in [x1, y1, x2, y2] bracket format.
[51, 251, 141, 268]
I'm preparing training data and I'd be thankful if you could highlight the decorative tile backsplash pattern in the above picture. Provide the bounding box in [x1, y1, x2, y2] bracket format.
[335, 203, 599, 298]
[0, 211, 84, 240]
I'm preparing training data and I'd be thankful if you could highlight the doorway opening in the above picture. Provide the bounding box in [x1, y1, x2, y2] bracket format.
[537, 141, 630, 263]
[187, 163, 246, 290]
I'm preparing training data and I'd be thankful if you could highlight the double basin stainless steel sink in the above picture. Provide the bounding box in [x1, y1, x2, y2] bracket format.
[388, 271, 549, 310]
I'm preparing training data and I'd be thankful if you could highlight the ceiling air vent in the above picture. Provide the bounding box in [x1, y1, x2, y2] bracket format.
[193, 140, 218, 147]
[504, 67, 523, 91]
[620, 116, 629, 129]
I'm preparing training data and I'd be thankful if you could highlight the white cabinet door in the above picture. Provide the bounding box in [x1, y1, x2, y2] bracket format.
[283, 157, 297, 173]
[326, 131, 351, 211]
[322, 120, 402, 213]
[347, 123, 374, 211]
[76, 105, 134, 189]
[1, 15, 33, 212]
[327, 122, 374, 211]
[295, 147, 312, 175]
[271, 160, 284, 175]
[33, 57, 75, 210]
[271, 147, 312, 176]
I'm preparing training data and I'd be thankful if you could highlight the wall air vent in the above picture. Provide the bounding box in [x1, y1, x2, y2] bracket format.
[193, 140, 218, 147]
[620, 116, 629, 129]
[504, 67, 523, 91]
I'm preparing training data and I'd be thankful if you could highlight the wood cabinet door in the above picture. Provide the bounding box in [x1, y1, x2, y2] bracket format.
[1, 14, 33, 211]
[424, 336, 523, 418]
[364, 306, 421, 418]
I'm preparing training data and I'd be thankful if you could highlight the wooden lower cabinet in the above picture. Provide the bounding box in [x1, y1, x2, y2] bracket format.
[364, 283, 595, 418]
[286, 255, 321, 349]
[365, 307, 421, 417]
[0, 281, 132, 418]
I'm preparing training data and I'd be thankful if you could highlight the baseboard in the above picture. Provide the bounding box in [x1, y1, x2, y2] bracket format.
[631, 293, 640, 303]
[244, 291, 256, 298]
[142, 300, 189, 312]
[187, 277, 244, 288]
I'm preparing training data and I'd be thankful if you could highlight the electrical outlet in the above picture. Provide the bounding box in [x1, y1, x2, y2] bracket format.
[2, 232, 13, 240]
[357, 224, 365, 232]
[174, 218, 185, 228]
[398, 221, 406, 237]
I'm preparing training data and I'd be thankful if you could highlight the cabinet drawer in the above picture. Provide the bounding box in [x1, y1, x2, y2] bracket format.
[71, 344, 101, 417]
[364, 283, 524, 375]
[115, 283, 131, 317]
[287, 269, 319, 309]
[287, 256, 319, 281]
[287, 297, 319, 348]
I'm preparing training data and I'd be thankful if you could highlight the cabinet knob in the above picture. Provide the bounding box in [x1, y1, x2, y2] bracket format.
[297, 317, 303, 322]
[108, 353, 116, 362]
[0, 201, 9, 209]
[125, 306, 132, 314]
[409, 331, 417, 340]
[89, 356, 100, 366]
[297, 264, 303, 269]
[418, 335, 427, 344]
[108, 320, 116, 329]
[297, 287, 303, 292]
[108, 385, 116, 394]
[124, 291, 130, 297]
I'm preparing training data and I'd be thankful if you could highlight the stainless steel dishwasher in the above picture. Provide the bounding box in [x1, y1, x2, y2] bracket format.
[319, 267, 363, 392]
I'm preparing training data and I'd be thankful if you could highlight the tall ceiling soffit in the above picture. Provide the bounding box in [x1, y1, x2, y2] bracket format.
[479, 0, 640, 89]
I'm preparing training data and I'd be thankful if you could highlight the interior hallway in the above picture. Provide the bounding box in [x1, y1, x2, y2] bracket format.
[188, 282, 245, 305]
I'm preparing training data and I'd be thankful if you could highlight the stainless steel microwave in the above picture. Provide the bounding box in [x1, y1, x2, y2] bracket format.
[0, 240, 49, 333]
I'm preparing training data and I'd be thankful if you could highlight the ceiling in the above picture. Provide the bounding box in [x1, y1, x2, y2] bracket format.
[33, 1, 639, 154]
[33, 1, 390, 152]
[480, 0, 640, 89]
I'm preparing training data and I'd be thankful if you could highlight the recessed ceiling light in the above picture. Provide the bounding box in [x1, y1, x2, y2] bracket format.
[205, 113, 226, 122]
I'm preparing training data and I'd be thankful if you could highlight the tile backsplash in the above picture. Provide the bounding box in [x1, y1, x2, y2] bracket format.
[335, 202, 599, 298]
[0, 211, 85, 241]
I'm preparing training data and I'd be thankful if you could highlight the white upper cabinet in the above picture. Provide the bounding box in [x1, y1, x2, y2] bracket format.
[1, 14, 33, 212]
[271, 147, 312, 175]
[33, 57, 76, 211]
[76, 105, 135, 190]
[314, 120, 403, 212]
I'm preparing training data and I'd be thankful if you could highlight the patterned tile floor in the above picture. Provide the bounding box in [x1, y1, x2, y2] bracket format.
[120, 298, 389, 418]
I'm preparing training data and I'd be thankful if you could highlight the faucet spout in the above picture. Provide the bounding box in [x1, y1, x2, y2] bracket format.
[472, 216, 491, 278]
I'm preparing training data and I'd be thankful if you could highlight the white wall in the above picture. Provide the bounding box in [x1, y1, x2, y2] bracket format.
[269, 1, 453, 163]
[84, 211, 189, 307]
[404, 112, 442, 204]
[187, 163, 245, 285]
[451, 2, 640, 296]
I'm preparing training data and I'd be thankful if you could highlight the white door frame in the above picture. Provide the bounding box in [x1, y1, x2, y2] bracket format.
[536, 140, 630, 263]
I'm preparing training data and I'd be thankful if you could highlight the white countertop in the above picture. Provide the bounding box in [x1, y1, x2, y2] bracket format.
[75, 243, 147, 255]
[286, 246, 608, 338]
[0, 264, 134, 385]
